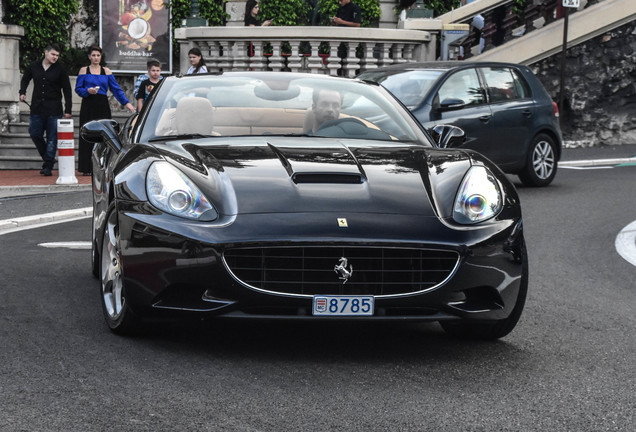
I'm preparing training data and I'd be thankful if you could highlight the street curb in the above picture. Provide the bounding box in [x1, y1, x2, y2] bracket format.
[0, 207, 93, 233]
[0, 184, 91, 199]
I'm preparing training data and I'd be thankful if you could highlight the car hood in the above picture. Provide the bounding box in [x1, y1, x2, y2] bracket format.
[149, 137, 472, 219]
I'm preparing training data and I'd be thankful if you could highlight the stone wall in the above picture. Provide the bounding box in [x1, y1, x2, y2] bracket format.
[0, 24, 24, 133]
[531, 21, 636, 146]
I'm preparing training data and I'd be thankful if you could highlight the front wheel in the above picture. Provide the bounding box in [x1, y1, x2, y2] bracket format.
[518, 133, 557, 187]
[100, 206, 140, 335]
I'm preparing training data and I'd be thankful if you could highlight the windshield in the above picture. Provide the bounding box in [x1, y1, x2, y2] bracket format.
[137, 73, 431, 145]
[358, 70, 443, 109]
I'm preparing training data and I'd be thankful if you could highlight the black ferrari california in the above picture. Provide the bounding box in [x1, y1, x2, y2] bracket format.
[82, 72, 527, 339]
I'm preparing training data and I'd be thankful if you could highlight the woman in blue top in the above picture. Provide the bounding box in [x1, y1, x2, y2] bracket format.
[75, 46, 135, 175]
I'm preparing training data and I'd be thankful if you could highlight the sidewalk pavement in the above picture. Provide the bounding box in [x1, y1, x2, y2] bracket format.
[0, 170, 92, 199]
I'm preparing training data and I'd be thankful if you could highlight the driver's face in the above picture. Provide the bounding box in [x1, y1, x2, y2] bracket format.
[313, 90, 342, 127]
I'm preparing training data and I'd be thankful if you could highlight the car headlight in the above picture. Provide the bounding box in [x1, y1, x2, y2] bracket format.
[453, 166, 502, 224]
[146, 161, 218, 221]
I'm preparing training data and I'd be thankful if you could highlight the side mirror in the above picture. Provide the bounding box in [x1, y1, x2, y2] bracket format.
[429, 125, 466, 149]
[439, 98, 466, 112]
[81, 119, 122, 153]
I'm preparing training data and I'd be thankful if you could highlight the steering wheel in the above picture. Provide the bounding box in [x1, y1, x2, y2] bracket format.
[315, 117, 393, 141]
[315, 118, 370, 137]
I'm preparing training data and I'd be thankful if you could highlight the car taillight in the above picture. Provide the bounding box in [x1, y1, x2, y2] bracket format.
[552, 101, 559, 118]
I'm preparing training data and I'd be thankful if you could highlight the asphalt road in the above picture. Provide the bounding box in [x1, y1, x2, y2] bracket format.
[0, 164, 634, 431]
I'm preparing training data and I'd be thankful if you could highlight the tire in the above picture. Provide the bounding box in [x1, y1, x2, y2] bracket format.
[100, 206, 140, 335]
[440, 238, 528, 340]
[518, 133, 557, 187]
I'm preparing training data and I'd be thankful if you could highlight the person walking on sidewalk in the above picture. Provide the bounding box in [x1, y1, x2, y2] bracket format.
[75, 46, 135, 176]
[19, 43, 73, 176]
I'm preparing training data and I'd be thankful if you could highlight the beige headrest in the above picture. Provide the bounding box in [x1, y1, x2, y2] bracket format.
[175, 97, 214, 135]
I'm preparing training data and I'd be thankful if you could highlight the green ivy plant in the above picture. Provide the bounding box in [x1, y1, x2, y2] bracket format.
[61, 47, 95, 73]
[259, 0, 311, 26]
[4, 0, 80, 69]
[169, 0, 228, 28]
[424, 0, 461, 17]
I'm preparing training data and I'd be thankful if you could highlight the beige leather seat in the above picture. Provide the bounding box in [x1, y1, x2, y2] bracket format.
[175, 97, 215, 135]
[302, 108, 316, 133]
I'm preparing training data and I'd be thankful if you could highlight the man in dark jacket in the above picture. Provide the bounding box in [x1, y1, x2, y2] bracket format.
[330, 0, 362, 76]
[19, 44, 73, 176]
[332, 0, 361, 27]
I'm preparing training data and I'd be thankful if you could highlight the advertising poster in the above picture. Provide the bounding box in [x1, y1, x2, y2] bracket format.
[100, 0, 172, 74]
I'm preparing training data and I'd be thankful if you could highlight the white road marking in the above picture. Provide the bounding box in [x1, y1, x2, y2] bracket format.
[0, 207, 92, 235]
[615, 221, 636, 267]
[560, 166, 614, 170]
[559, 157, 636, 168]
[38, 241, 91, 250]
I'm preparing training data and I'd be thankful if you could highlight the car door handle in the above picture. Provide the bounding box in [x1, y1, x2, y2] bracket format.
[479, 115, 491, 123]
[522, 109, 532, 117]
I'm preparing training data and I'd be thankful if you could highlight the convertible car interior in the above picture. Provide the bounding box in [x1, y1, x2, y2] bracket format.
[150, 79, 401, 140]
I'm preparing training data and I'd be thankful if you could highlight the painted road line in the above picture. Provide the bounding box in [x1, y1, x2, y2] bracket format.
[560, 157, 636, 168]
[0, 207, 92, 235]
[38, 241, 91, 249]
[615, 220, 636, 267]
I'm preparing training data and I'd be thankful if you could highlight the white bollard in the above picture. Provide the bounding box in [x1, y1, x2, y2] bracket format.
[56, 119, 78, 185]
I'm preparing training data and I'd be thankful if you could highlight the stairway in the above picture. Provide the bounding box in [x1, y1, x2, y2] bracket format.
[0, 113, 129, 170]
[475, 0, 636, 64]
[440, 0, 636, 65]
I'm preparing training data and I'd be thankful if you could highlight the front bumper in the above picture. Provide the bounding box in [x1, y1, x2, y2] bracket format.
[116, 202, 525, 323]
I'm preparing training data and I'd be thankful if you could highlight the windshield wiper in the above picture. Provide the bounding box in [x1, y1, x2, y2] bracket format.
[148, 134, 219, 142]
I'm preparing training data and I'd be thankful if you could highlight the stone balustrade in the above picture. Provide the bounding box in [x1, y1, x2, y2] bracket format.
[174, 26, 439, 77]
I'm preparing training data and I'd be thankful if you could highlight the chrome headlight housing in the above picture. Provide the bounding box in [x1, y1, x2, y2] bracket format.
[453, 166, 503, 224]
[146, 161, 218, 221]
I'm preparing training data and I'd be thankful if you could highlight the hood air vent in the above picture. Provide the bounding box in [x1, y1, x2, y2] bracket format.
[292, 172, 365, 184]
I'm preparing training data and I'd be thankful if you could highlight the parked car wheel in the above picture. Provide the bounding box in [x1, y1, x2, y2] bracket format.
[519, 133, 557, 187]
[100, 205, 139, 334]
[440, 238, 528, 340]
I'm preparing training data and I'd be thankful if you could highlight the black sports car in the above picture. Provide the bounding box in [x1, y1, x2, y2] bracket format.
[82, 72, 527, 339]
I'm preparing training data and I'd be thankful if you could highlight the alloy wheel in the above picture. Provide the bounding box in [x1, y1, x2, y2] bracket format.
[101, 211, 124, 320]
[532, 140, 555, 180]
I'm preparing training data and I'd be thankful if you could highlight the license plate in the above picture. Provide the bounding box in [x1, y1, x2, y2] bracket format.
[312, 296, 374, 316]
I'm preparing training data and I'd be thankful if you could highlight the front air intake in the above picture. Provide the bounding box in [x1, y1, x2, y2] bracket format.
[223, 246, 459, 297]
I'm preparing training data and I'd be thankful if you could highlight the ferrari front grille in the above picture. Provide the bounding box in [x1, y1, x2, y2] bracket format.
[223, 246, 459, 297]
